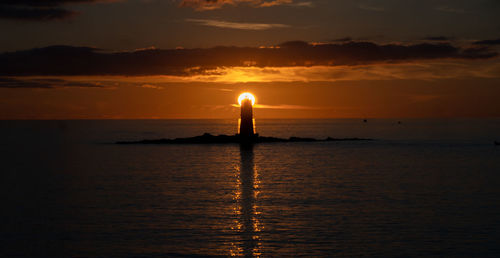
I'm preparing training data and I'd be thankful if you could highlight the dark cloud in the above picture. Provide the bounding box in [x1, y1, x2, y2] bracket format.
[0, 41, 497, 76]
[460, 47, 498, 59]
[0, 6, 76, 21]
[473, 38, 500, 46]
[0, 0, 116, 21]
[0, 77, 106, 88]
[278, 40, 310, 48]
[423, 36, 453, 41]
[332, 37, 353, 42]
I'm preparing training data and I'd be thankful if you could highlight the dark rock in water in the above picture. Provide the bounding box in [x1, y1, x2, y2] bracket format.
[116, 133, 373, 145]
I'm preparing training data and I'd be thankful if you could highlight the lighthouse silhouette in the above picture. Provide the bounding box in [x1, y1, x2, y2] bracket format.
[239, 97, 256, 138]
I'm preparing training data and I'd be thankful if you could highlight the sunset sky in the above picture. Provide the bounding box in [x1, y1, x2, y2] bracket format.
[1, 0, 499, 119]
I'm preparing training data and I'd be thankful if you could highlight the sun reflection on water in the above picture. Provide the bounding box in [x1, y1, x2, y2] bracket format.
[229, 144, 262, 257]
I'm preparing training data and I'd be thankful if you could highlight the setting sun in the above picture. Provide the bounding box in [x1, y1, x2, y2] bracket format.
[238, 92, 256, 106]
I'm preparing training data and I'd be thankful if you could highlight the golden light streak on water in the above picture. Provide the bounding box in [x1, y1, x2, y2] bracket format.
[228, 145, 262, 257]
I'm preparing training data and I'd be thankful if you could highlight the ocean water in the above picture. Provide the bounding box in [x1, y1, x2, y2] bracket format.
[1, 119, 500, 257]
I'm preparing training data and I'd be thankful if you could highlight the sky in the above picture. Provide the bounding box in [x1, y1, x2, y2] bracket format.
[0, 0, 499, 119]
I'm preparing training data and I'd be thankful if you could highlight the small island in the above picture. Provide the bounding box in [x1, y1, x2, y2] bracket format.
[116, 133, 372, 145]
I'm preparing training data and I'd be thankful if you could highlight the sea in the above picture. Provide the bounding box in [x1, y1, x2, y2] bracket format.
[1, 118, 500, 257]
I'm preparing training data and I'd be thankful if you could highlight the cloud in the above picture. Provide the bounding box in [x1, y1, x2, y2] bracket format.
[186, 18, 290, 30]
[179, 0, 310, 11]
[258, 0, 293, 7]
[473, 38, 500, 46]
[140, 84, 164, 90]
[0, 41, 497, 77]
[231, 103, 323, 109]
[423, 36, 453, 41]
[0, 77, 106, 88]
[181, 61, 500, 83]
[254, 104, 323, 110]
[4, 59, 500, 90]
[179, 0, 232, 10]
[0, 0, 118, 21]
[0, 6, 77, 21]
[291, 1, 313, 7]
[332, 37, 353, 42]
[358, 4, 385, 12]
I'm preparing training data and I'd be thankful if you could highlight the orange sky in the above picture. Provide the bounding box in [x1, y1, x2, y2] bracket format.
[1, 75, 499, 119]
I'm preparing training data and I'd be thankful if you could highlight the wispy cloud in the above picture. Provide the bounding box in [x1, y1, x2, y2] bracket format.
[3, 59, 499, 90]
[140, 84, 164, 90]
[259, 0, 293, 7]
[291, 1, 313, 7]
[179, 0, 312, 11]
[231, 103, 323, 109]
[254, 104, 323, 110]
[0, 77, 107, 89]
[186, 18, 290, 30]
[358, 4, 385, 12]
[186, 61, 500, 83]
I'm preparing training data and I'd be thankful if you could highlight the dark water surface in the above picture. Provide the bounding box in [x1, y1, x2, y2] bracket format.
[1, 119, 500, 257]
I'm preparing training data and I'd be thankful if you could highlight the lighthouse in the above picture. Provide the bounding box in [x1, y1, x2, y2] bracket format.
[238, 93, 256, 138]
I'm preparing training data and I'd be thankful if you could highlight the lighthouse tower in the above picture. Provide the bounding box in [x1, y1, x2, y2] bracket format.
[239, 97, 255, 137]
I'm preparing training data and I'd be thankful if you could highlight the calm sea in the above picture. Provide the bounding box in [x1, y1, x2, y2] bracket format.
[1, 119, 500, 257]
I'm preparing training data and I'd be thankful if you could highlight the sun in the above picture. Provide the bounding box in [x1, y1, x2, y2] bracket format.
[238, 92, 256, 106]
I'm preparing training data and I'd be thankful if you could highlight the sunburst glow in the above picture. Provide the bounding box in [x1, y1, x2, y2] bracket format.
[238, 92, 256, 106]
